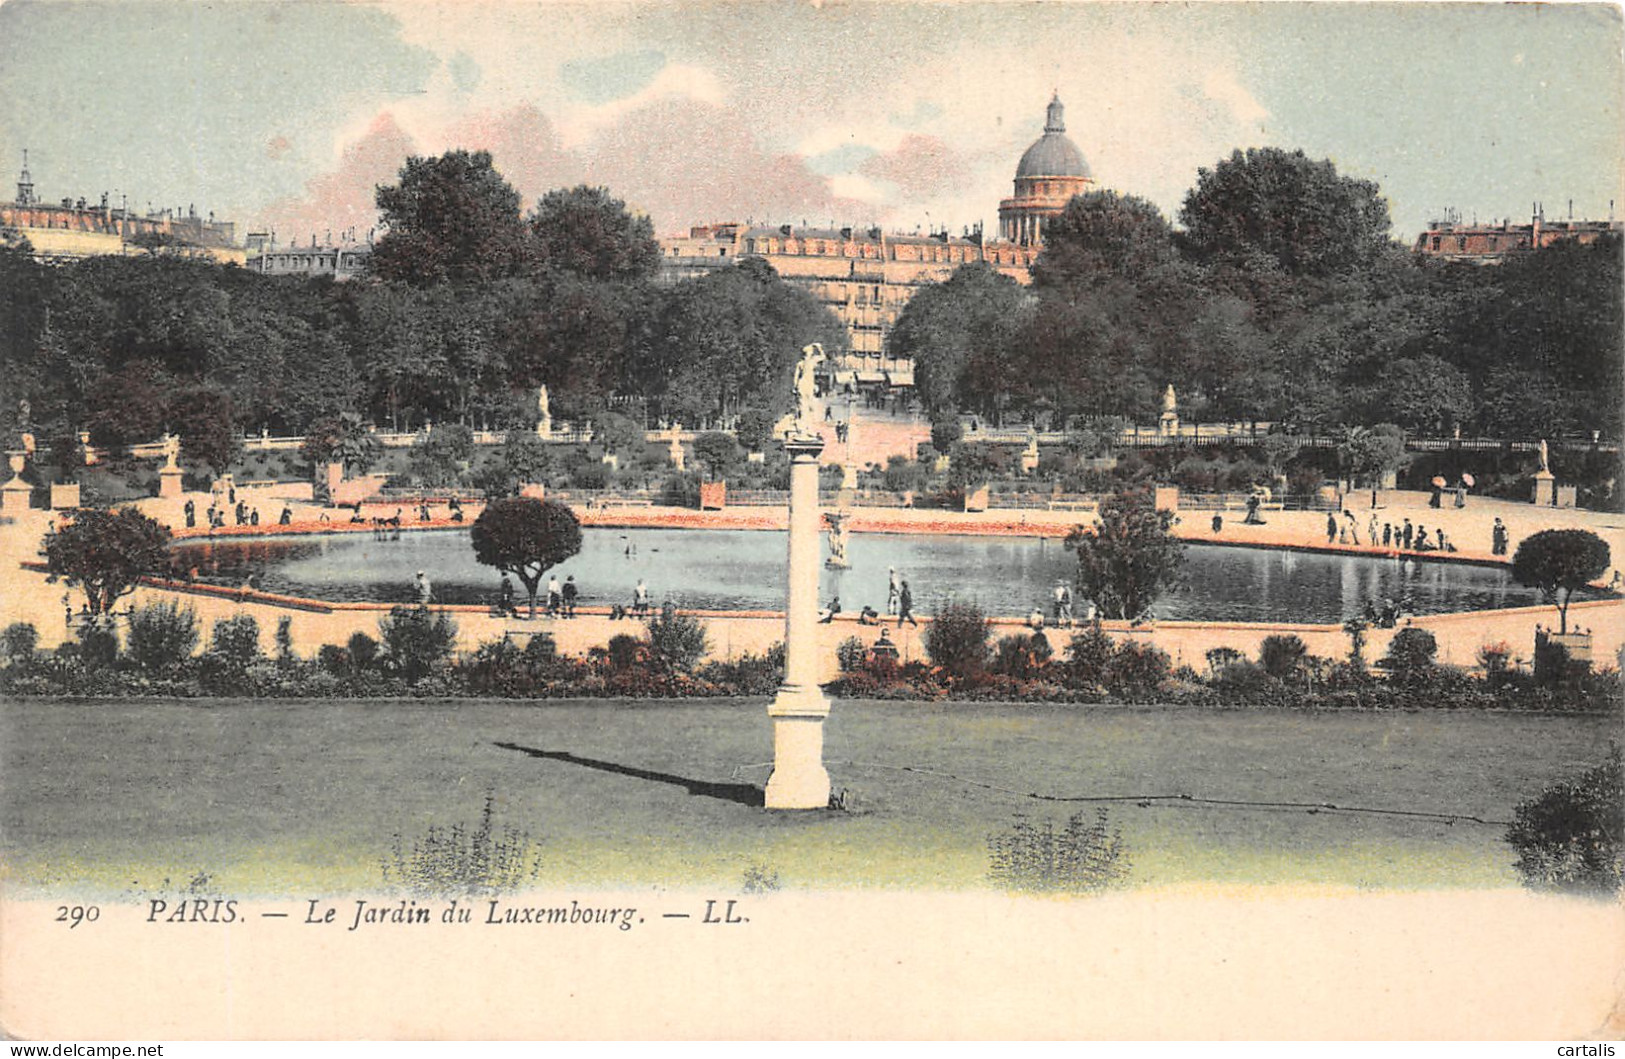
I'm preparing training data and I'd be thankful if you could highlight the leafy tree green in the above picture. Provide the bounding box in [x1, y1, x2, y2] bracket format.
[528, 185, 659, 282]
[477, 429, 554, 496]
[1064, 489, 1185, 621]
[1338, 423, 1407, 489]
[924, 600, 990, 683]
[887, 263, 1032, 422]
[407, 423, 475, 488]
[168, 386, 241, 475]
[301, 412, 380, 476]
[1511, 529, 1611, 634]
[645, 258, 845, 425]
[126, 600, 199, 673]
[470, 498, 583, 618]
[44, 508, 173, 616]
[1177, 147, 1396, 279]
[692, 432, 741, 481]
[370, 150, 532, 287]
[644, 609, 709, 676]
[378, 605, 459, 684]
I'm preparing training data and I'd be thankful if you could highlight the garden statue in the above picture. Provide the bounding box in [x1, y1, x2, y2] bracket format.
[536, 385, 553, 438]
[1163, 385, 1178, 413]
[162, 433, 181, 470]
[793, 343, 827, 438]
[825, 511, 850, 568]
[1537, 437, 1550, 475]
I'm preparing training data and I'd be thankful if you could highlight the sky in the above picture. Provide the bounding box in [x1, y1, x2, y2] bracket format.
[0, 1, 1620, 244]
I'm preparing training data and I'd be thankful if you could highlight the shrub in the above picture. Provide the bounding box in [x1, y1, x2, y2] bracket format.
[73, 621, 121, 670]
[1104, 640, 1171, 697]
[662, 473, 700, 508]
[1066, 622, 1115, 686]
[988, 810, 1130, 893]
[992, 632, 1053, 679]
[381, 790, 543, 897]
[522, 632, 559, 666]
[606, 633, 645, 672]
[207, 614, 262, 674]
[646, 611, 708, 675]
[378, 605, 459, 684]
[1506, 745, 1622, 896]
[126, 601, 199, 672]
[836, 635, 869, 673]
[1064, 488, 1185, 621]
[1383, 626, 1437, 684]
[1204, 646, 1244, 676]
[1, 622, 39, 665]
[317, 644, 350, 674]
[924, 600, 990, 683]
[1259, 634, 1308, 680]
[347, 632, 380, 670]
[274, 616, 295, 663]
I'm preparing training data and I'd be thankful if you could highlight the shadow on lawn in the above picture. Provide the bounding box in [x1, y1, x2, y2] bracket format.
[493, 742, 766, 807]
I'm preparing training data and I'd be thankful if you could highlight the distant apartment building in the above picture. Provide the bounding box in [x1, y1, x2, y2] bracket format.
[1414, 207, 1622, 263]
[2, 152, 244, 265]
[244, 231, 373, 281]
[660, 222, 1038, 386]
[658, 95, 1094, 385]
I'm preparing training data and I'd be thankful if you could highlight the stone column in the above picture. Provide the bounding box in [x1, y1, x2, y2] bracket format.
[766, 435, 832, 810]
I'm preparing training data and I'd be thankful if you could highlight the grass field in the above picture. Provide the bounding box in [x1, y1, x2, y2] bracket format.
[0, 697, 1613, 898]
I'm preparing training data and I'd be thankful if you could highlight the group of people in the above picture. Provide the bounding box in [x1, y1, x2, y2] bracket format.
[819, 567, 918, 628]
[492, 574, 655, 620]
[1325, 511, 1458, 554]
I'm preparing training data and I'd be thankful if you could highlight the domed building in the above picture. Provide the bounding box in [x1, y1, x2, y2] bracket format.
[998, 93, 1094, 246]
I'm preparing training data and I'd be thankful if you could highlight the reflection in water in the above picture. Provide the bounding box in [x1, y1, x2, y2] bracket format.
[169, 527, 1558, 622]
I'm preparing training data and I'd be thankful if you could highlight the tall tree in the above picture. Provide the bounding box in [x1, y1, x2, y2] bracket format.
[1177, 147, 1396, 280]
[370, 150, 532, 287]
[887, 263, 1032, 422]
[529, 185, 660, 282]
[1064, 489, 1185, 621]
[45, 508, 173, 617]
[470, 498, 583, 618]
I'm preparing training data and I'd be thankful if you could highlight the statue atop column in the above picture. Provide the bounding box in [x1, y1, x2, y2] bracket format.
[535, 385, 553, 439]
[792, 343, 827, 438]
[1537, 438, 1550, 474]
[162, 432, 181, 470]
[1163, 384, 1178, 413]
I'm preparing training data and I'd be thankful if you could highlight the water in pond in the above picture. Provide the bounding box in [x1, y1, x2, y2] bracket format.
[169, 527, 1566, 623]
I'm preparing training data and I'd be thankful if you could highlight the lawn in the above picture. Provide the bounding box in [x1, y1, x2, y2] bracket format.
[0, 697, 1613, 898]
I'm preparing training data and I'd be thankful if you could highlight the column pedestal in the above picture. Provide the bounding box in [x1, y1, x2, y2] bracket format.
[1532, 471, 1556, 507]
[765, 436, 832, 810]
[159, 466, 184, 498]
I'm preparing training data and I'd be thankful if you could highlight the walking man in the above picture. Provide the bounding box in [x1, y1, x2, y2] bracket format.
[886, 567, 901, 616]
[897, 580, 918, 627]
[633, 579, 650, 616]
[415, 570, 433, 604]
[1491, 517, 1508, 556]
[1326, 512, 1338, 544]
[547, 575, 562, 617]
[1402, 519, 1414, 549]
[561, 575, 578, 618]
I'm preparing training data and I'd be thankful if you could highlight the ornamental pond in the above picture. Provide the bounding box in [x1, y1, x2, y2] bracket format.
[168, 527, 1560, 623]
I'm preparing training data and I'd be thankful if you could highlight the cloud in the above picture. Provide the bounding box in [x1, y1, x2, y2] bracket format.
[260, 112, 417, 240]
[578, 96, 864, 232]
[859, 134, 982, 205]
[444, 104, 583, 205]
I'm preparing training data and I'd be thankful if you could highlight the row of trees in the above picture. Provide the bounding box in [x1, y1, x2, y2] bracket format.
[0, 150, 844, 477]
[893, 148, 1622, 440]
